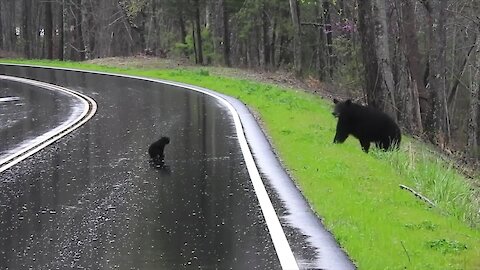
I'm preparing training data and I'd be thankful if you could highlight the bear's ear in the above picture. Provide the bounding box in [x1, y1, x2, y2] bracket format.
[333, 98, 339, 104]
[345, 99, 352, 105]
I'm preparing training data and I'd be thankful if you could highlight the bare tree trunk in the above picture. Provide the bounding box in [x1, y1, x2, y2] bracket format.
[468, 34, 480, 157]
[399, 0, 428, 133]
[192, 22, 198, 63]
[194, 0, 203, 65]
[58, 0, 64, 60]
[85, 1, 97, 58]
[0, 1, 12, 51]
[178, 11, 187, 46]
[373, 0, 396, 118]
[74, 0, 85, 60]
[270, 15, 277, 68]
[323, 0, 333, 78]
[262, 1, 271, 68]
[357, 0, 396, 119]
[447, 42, 476, 109]
[0, 3, 3, 49]
[22, 0, 31, 58]
[288, 0, 302, 76]
[44, 0, 53, 59]
[205, 0, 213, 29]
[222, 0, 231, 67]
[316, 0, 326, 81]
[428, 0, 450, 147]
[9, 0, 16, 52]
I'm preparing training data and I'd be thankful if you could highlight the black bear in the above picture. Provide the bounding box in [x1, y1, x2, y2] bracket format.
[332, 99, 401, 153]
[148, 136, 170, 166]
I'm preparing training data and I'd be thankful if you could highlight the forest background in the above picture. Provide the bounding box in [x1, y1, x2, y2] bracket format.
[0, 0, 480, 159]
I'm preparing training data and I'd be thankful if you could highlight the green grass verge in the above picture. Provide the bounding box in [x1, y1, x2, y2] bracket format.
[2, 59, 479, 269]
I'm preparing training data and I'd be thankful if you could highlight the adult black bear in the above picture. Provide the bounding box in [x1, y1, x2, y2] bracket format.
[148, 136, 170, 166]
[332, 99, 401, 153]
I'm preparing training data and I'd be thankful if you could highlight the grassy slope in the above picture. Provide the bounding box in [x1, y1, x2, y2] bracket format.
[2, 60, 479, 269]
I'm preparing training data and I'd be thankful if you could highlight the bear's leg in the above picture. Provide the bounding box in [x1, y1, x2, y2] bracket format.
[359, 139, 370, 153]
[333, 133, 349, 144]
[333, 120, 349, 143]
[376, 140, 390, 151]
[333, 129, 349, 143]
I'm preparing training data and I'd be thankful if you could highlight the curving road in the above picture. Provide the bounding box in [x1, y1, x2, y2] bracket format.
[0, 64, 355, 270]
[0, 77, 83, 160]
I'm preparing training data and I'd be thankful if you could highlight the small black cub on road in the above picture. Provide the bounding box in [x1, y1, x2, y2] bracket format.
[149, 136, 170, 166]
[332, 99, 401, 153]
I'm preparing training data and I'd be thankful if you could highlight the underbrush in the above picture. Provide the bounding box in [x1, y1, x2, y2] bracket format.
[1, 59, 479, 269]
[373, 143, 480, 227]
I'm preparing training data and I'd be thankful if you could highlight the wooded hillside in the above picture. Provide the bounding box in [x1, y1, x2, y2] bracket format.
[1, 0, 479, 158]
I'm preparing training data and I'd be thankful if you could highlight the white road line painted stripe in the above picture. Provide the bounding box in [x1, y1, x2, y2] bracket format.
[0, 64, 299, 269]
[0, 75, 97, 173]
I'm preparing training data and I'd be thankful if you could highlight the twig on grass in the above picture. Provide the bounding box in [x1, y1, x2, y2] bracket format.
[400, 240, 411, 264]
[400, 184, 436, 207]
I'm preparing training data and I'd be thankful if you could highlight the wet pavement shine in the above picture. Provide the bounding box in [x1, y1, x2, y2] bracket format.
[0, 65, 356, 270]
[0, 66, 282, 270]
[0, 79, 83, 160]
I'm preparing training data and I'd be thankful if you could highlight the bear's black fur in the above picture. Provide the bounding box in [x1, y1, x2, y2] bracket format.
[148, 136, 170, 166]
[332, 99, 401, 153]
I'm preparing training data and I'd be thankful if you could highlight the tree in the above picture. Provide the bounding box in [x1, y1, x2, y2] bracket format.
[397, 0, 428, 134]
[357, 0, 396, 119]
[22, 0, 32, 59]
[119, 0, 148, 53]
[468, 33, 480, 157]
[44, 0, 54, 59]
[323, 0, 333, 78]
[426, 0, 450, 146]
[289, 0, 302, 76]
[58, 0, 64, 60]
[193, 0, 204, 64]
[222, 0, 231, 66]
[73, 0, 86, 60]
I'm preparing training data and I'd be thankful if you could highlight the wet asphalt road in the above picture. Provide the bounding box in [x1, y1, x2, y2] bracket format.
[0, 65, 356, 270]
[0, 79, 83, 159]
[0, 66, 282, 269]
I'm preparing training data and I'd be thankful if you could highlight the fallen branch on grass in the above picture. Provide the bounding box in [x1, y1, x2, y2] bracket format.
[399, 184, 436, 207]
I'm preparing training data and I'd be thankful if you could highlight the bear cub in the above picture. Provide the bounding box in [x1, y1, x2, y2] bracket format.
[332, 99, 401, 153]
[149, 136, 170, 166]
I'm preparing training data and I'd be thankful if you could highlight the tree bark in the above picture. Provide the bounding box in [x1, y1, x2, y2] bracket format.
[0, 1, 15, 52]
[194, 0, 203, 65]
[0, 3, 3, 49]
[468, 33, 480, 157]
[22, 0, 31, 58]
[373, 0, 396, 118]
[288, 0, 302, 76]
[428, 0, 450, 147]
[74, 0, 85, 60]
[447, 42, 476, 107]
[178, 10, 187, 45]
[44, 0, 53, 59]
[262, 1, 271, 68]
[323, 0, 333, 78]
[58, 0, 64, 60]
[270, 15, 277, 68]
[85, 1, 97, 58]
[399, 0, 429, 133]
[316, 0, 326, 81]
[357, 0, 396, 119]
[222, 0, 231, 67]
